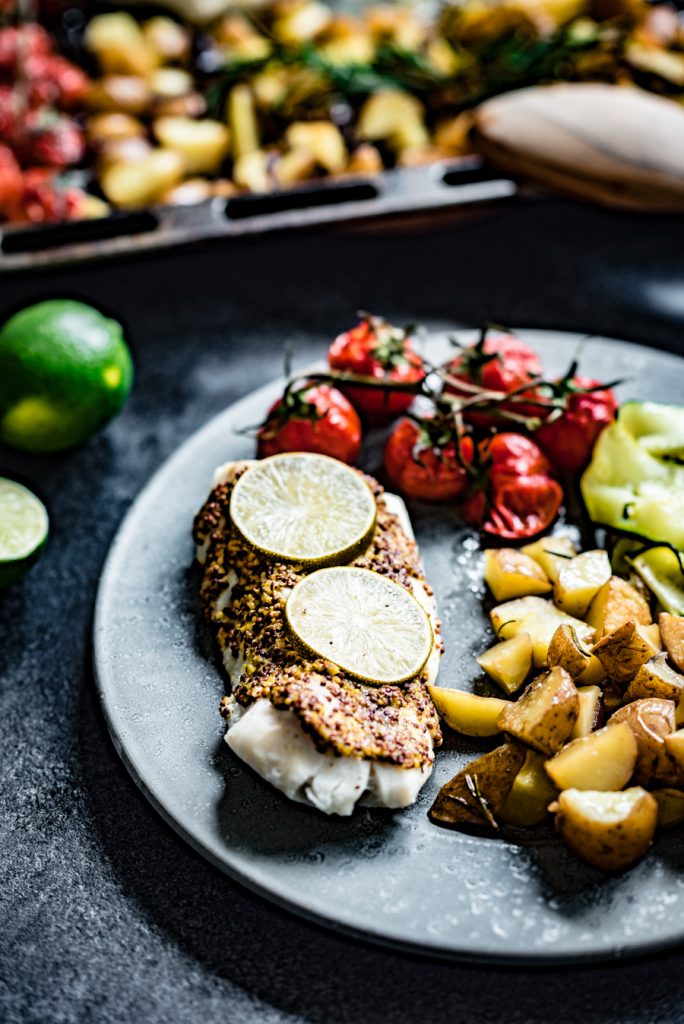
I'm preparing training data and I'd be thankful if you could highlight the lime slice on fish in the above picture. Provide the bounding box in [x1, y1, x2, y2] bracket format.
[0, 477, 49, 587]
[230, 453, 376, 566]
[285, 566, 433, 684]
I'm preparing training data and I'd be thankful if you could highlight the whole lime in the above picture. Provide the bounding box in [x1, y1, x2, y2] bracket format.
[0, 299, 134, 452]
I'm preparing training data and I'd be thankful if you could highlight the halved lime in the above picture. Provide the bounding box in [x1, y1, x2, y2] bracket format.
[0, 477, 49, 587]
[285, 566, 433, 684]
[230, 453, 376, 566]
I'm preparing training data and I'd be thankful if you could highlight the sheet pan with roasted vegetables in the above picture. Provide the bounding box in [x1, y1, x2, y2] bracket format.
[3, 0, 684, 227]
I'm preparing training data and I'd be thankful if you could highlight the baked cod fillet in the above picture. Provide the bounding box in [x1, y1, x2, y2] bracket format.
[193, 460, 443, 816]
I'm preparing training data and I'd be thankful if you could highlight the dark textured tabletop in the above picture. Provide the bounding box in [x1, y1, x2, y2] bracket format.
[3, 198, 684, 1024]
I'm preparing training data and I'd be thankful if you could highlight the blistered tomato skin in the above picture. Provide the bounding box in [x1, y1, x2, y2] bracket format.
[535, 378, 618, 475]
[257, 384, 362, 465]
[328, 317, 425, 424]
[446, 333, 543, 428]
[383, 418, 474, 503]
[460, 432, 563, 540]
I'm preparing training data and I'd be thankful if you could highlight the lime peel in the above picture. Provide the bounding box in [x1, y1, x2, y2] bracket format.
[286, 566, 433, 685]
[0, 477, 49, 587]
[230, 452, 376, 566]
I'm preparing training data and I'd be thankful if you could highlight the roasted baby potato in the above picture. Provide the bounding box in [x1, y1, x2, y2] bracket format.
[427, 686, 509, 737]
[476, 632, 533, 695]
[593, 621, 661, 684]
[497, 666, 578, 756]
[357, 90, 429, 151]
[586, 575, 652, 637]
[85, 12, 159, 77]
[87, 113, 146, 145]
[483, 548, 552, 601]
[153, 118, 230, 175]
[142, 16, 190, 63]
[554, 550, 612, 618]
[664, 728, 684, 780]
[652, 787, 684, 827]
[571, 685, 603, 739]
[660, 612, 684, 673]
[545, 721, 637, 790]
[233, 150, 270, 192]
[623, 654, 684, 704]
[285, 121, 347, 174]
[87, 75, 152, 116]
[521, 535, 577, 583]
[610, 698, 676, 785]
[429, 742, 526, 831]
[552, 787, 657, 872]
[100, 148, 184, 207]
[498, 750, 557, 827]
[547, 623, 606, 685]
[490, 596, 594, 667]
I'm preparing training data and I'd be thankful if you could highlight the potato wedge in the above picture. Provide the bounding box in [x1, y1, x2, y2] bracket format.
[497, 667, 578, 755]
[593, 621, 661, 684]
[586, 575, 652, 637]
[552, 787, 657, 872]
[610, 698, 676, 785]
[498, 750, 557, 827]
[85, 12, 159, 77]
[476, 632, 533, 695]
[660, 612, 684, 673]
[521, 535, 577, 583]
[285, 121, 347, 174]
[545, 721, 637, 790]
[623, 654, 684, 704]
[357, 90, 429, 151]
[428, 742, 526, 832]
[490, 596, 594, 668]
[87, 75, 152, 116]
[153, 118, 230, 175]
[228, 84, 260, 161]
[547, 624, 605, 685]
[571, 685, 603, 739]
[483, 548, 552, 601]
[142, 16, 190, 63]
[100, 149, 184, 207]
[427, 686, 509, 737]
[652, 787, 684, 827]
[554, 550, 611, 618]
[233, 150, 270, 192]
[664, 729, 684, 780]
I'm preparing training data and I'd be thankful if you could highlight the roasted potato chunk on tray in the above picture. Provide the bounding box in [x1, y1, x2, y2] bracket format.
[610, 698, 676, 786]
[545, 722, 637, 792]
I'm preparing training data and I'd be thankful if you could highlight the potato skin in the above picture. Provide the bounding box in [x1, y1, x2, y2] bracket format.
[593, 621, 659, 684]
[623, 655, 684, 705]
[497, 666, 579, 756]
[586, 575, 652, 637]
[553, 788, 658, 872]
[484, 549, 551, 601]
[429, 742, 526, 832]
[660, 613, 684, 673]
[610, 698, 676, 786]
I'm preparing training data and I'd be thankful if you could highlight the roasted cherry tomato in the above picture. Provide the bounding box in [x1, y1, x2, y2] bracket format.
[0, 145, 23, 218]
[328, 314, 425, 424]
[19, 168, 85, 223]
[257, 382, 362, 464]
[21, 110, 85, 169]
[534, 376, 618, 475]
[383, 414, 474, 502]
[446, 329, 542, 428]
[460, 432, 563, 539]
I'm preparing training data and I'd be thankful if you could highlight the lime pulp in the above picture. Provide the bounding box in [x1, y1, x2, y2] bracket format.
[0, 477, 49, 587]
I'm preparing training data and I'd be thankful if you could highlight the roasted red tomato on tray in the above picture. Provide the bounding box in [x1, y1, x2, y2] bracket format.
[257, 382, 362, 465]
[328, 315, 425, 425]
[533, 373, 618, 474]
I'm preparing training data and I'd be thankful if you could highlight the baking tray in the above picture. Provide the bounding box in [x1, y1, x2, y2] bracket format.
[0, 157, 517, 272]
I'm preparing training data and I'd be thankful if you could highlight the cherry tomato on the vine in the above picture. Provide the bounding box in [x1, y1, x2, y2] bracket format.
[328, 315, 425, 424]
[534, 376, 617, 475]
[460, 432, 563, 540]
[257, 382, 362, 465]
[446, 329, 542, 428]
[383, 414, 474, 502]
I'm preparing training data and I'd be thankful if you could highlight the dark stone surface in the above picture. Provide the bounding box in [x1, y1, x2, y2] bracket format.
[2, 199, 684, 1024]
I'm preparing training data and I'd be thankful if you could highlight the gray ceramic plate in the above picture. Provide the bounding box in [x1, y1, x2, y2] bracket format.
[93, 329, 684, 964]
